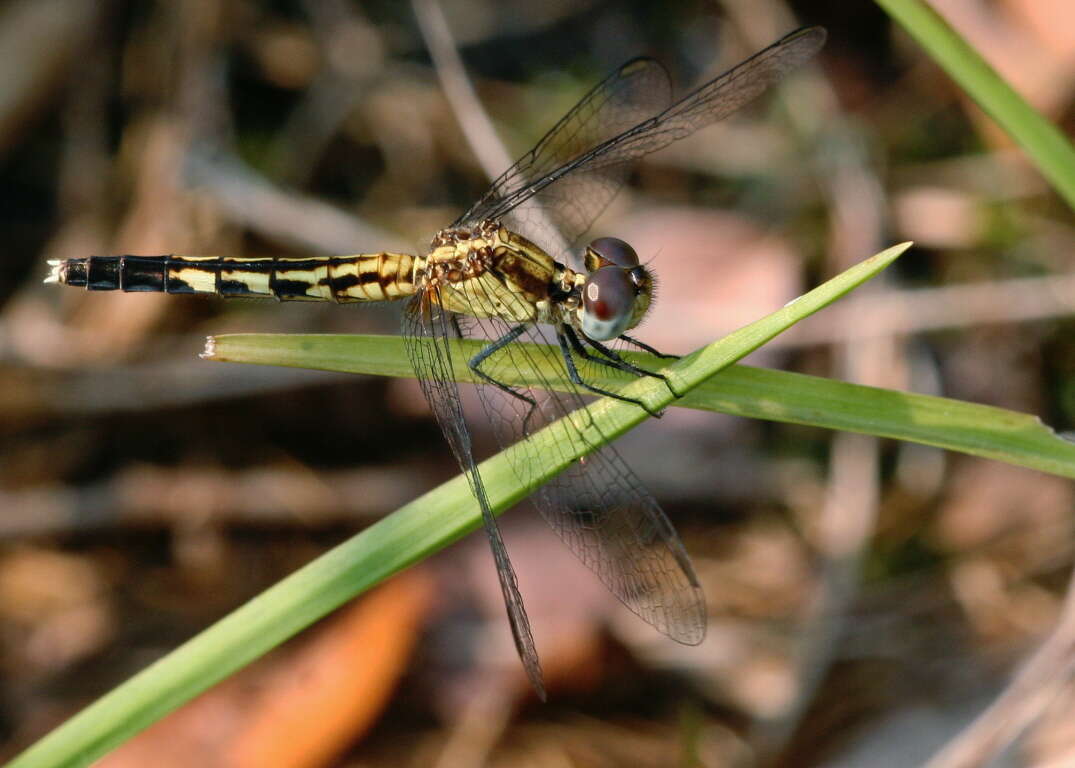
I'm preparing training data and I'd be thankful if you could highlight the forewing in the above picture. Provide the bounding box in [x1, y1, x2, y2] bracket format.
[401, 292, 546, 700]
[453, 57, 672, 262]
[456, 26, 825, 259]
[451, 278, 707, 645]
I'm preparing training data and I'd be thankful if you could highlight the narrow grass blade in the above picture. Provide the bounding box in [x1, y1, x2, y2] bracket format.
[210, 333, 1075, 481]
[874, 0, 1075, 212]
[211, 266, 1074, 480]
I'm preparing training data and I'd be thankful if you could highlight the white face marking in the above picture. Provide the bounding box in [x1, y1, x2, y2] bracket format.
[581, 314, 628, 341]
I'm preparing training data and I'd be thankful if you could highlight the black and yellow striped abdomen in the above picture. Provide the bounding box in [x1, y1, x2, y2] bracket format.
[47, 253, 418, 303]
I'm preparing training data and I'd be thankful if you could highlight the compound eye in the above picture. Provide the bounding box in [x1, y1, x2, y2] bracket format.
[588, 237, 639, 268]
[581, 266, 634, 341]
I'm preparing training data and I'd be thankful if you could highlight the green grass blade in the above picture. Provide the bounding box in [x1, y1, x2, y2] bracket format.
[8, 244, 902, 768]
[209, 335, 1075, 481]
[874, 0, 1075, 212]
[207, 262, 1073, 481]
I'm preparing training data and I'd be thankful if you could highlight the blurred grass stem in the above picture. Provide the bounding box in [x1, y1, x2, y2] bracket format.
[875, 0, 1075, 213]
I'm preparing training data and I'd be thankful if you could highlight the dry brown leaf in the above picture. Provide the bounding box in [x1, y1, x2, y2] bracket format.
[98, 568, 434, 768]
[226, 568, 435, 768]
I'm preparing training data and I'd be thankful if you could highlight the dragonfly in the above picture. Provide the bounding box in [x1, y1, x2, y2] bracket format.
[47, 26, 826, 699]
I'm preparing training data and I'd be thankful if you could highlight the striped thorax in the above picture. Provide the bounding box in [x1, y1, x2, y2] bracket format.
[420, 221, 654, 338]
[420, 220, 583, 325]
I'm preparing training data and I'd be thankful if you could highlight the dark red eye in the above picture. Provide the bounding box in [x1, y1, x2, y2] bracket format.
[588, 237, 639, 268]
[581, 266, 634, 341]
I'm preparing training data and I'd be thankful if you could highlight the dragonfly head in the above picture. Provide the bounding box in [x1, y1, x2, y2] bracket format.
[579, 237, 653, 341]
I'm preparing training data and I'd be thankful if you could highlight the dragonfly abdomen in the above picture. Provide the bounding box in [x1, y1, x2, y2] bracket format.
[46, 253, 418, 302]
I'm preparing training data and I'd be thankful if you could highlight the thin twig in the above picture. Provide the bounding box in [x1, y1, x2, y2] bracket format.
[781, 271, 1075, 347]
[184, 147, 411, 253]
[924, 566, 1075, 768]
[0, 463, 420, 539]
[410, 0, 513, 180]
[411, 0, 570, 256]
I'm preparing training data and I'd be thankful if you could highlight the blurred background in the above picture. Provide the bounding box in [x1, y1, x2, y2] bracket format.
[1, 0, 1074, 765]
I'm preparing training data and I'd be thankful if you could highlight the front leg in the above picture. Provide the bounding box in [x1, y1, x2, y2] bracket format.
[556, 328, 663, 418]
[619, 333, 679, 360]
[574, 328, 681, 399]
[563, 326, 664, 382]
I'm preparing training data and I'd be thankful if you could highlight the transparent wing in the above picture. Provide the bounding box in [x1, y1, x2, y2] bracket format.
[402, 292, 546, 700]
[453, 56, 673, 261]
[454, 26, 826, 260]
[449, 275, 707, 645]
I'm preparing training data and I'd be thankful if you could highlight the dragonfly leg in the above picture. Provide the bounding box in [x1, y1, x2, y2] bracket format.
[581, 331, 677, 383]
[619, 333, 680, 360]
[468, 324, 540, 427]
[557, 329, 663, 418]
[571, 328, 681, 399]
[564, 326, 654, 379]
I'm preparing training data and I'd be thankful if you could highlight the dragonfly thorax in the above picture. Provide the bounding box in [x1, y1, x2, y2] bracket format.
[421, 222, 652, 340]
[420, 222, 569, 324]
